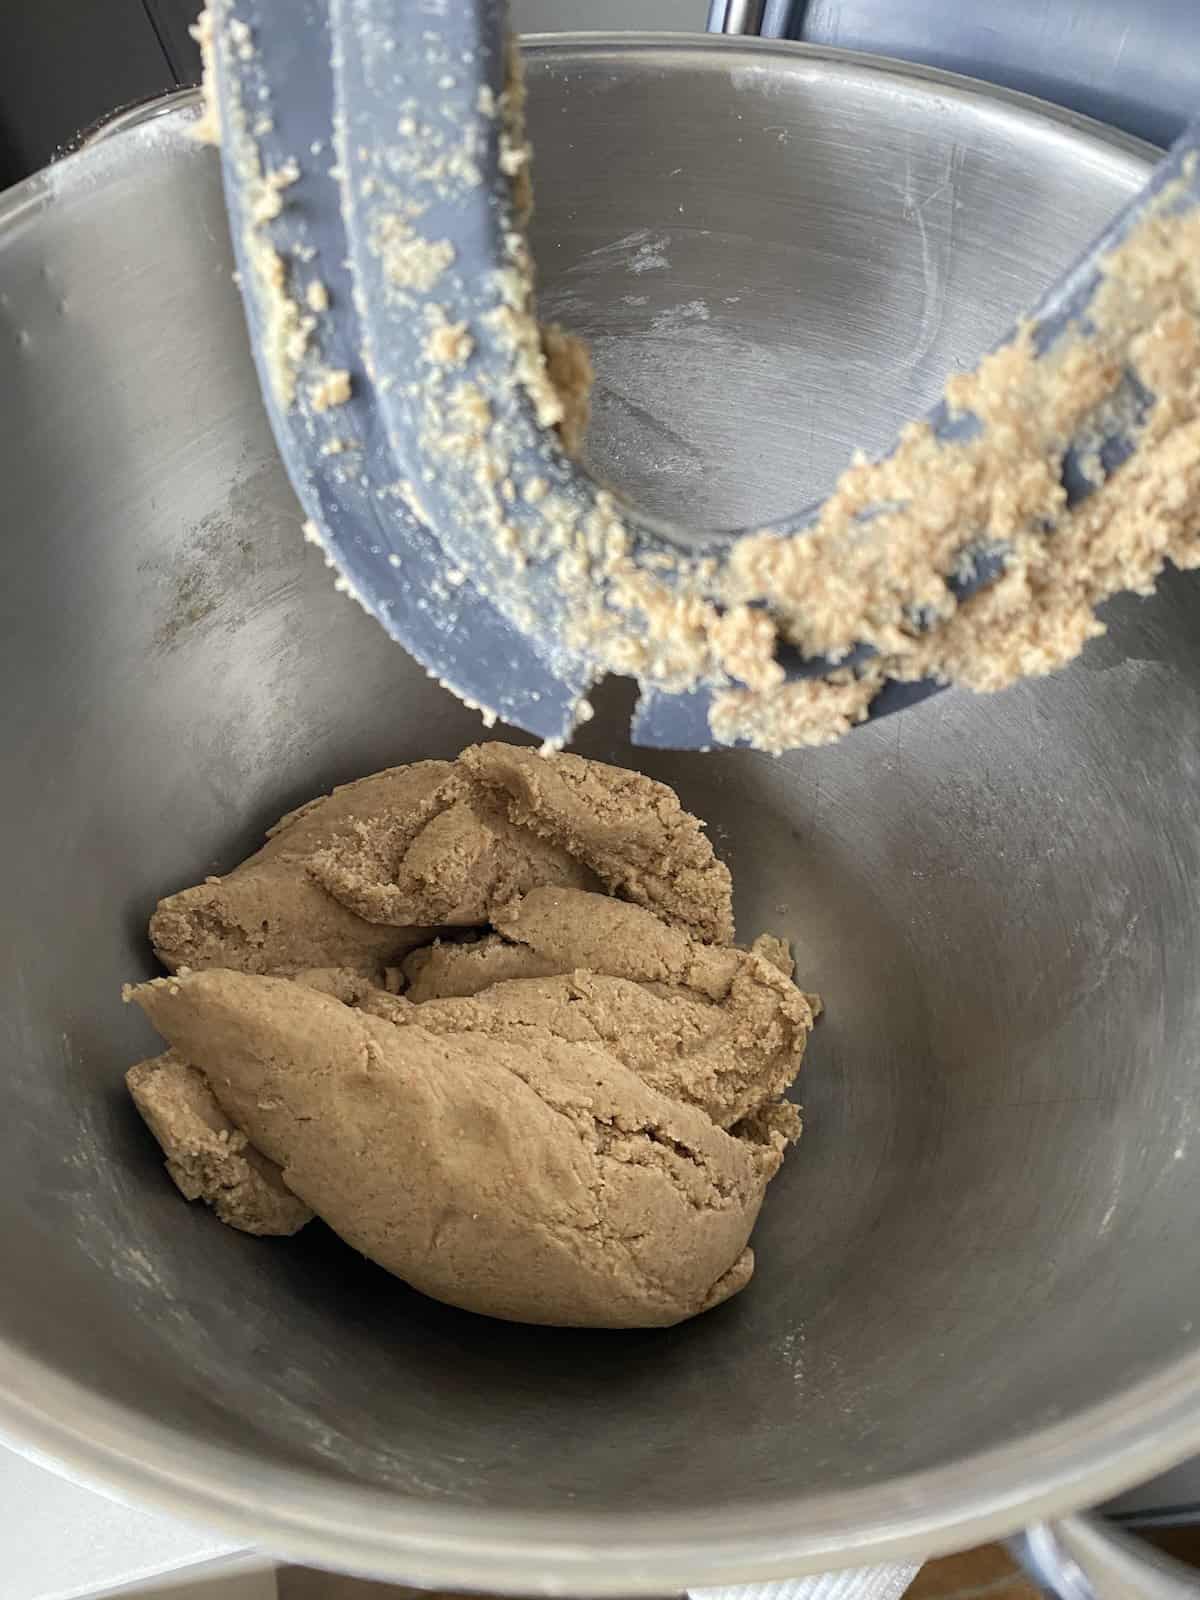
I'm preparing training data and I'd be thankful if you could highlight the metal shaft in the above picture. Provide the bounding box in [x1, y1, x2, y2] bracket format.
[707, 0, 766, 33]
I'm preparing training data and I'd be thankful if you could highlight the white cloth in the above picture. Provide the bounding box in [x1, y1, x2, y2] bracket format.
[0, 1436, 244, 1600]
[4, 1430, 918, 1600]
[693, 1565, 920, 1600]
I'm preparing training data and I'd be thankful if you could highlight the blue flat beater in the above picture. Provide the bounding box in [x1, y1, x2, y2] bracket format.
[200, 0, 1200, 749]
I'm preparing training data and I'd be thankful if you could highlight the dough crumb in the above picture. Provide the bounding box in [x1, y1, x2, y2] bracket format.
[127, 1050, 312, 1236]
[750, 932, 794, 978]
[309, 368, 352, 411]
[540, 324, 593, 458]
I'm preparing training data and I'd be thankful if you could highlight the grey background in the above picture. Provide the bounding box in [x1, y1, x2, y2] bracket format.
[0, 1, 707, 188]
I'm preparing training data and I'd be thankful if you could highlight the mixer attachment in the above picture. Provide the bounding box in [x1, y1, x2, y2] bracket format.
[202, 0, 1200, 750]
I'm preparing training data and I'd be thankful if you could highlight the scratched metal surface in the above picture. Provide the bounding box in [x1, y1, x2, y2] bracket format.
[532, 44, 1155, 531]
[3, 48, 1200, 1595]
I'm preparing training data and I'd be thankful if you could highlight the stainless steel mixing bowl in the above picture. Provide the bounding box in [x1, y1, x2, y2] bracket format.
[2, 37, 1200, 1593]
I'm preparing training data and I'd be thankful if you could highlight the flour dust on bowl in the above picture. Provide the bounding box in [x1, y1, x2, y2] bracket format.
[2, 38, 1200, 1593]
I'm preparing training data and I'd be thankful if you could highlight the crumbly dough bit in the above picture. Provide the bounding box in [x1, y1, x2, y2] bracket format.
[126, 1049, 312, 1236]
[733, 1098, 804, 1154]
[461, 743, 735, 943]
[188, 10, 220, 146]
[383, 965, 810, 1131]
[149, 762, 453, 976]
[131, 970, 772, 1328]
[747, 933, 824, 1019]
[750, 932, 794, 978]
[540, 324, 593, 459]
[311, 786, 598, 926]
[401, 934, 564, 1002]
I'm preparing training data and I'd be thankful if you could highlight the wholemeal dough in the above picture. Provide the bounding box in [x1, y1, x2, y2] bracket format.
[127, 744, 815, 1327]
[457, 743, 735, 943]
[133, 969, 777, 1327]
[149, 761, 455, 978]
[151, 743, 732, 978]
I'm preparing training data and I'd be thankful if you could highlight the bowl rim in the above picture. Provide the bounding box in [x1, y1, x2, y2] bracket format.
[1, 34, 1190, 1592]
